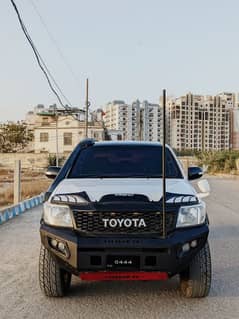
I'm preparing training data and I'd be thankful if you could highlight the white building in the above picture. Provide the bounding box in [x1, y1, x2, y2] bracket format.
[103, 100, 133, 140]
[106, 129, 124, 141]
[34, 113, 104, 154]
[141, 101, 162, 142]
[103, 100, 162, 142]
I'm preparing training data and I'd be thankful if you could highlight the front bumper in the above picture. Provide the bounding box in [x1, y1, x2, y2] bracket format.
[40, 224, 209, 276]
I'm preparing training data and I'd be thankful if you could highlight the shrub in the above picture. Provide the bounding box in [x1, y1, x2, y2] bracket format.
[196, 150, 239, 174]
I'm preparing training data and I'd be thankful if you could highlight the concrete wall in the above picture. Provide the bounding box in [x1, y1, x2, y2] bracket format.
[236, 159, 239, 171]
[0, 153, 50, 170]
[0, 193, 44, 225]
[178, 156, 199, 172]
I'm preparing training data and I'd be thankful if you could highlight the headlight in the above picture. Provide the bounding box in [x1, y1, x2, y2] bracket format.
[43, 202, 73, 227]
[176, 202, 206, 228]
[51, 194, 88, 204]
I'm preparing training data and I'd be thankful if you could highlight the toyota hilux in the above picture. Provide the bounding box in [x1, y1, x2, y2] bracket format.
[39, 139, 211, 298]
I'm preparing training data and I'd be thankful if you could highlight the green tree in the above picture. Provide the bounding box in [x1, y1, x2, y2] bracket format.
[0, 123, 33, 153]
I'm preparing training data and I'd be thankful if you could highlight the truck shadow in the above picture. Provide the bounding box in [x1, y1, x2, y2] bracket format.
[67, 267, 239, 299]
[68, 276, 182, 298]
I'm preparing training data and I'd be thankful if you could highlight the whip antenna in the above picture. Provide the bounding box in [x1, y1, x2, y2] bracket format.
[162, 89, 167, 238]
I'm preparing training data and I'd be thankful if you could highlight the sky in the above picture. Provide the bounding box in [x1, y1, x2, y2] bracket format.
[1, 0, 239, 121]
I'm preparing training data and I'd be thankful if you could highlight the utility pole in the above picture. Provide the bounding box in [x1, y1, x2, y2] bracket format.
[85, 78, 89, 138]
[54, 105, 59, 167]
[14, 160, 21, 204]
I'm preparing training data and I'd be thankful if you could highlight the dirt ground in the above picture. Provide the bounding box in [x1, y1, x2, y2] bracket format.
[0, 169, 50, 208]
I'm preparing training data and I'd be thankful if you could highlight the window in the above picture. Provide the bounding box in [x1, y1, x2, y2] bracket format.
[117, 134, 122, 140]
[64, 132, 72, 145]
[40, 132, 49, 142]
[69, 145, 183, 179]
[94, 132, 101, 139]
[42, 117, 49, 126]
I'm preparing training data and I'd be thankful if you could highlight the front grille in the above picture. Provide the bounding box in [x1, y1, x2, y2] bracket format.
[72, 211, 177, 235]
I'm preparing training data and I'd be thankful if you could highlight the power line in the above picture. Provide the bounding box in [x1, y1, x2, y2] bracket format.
[10, 0, 73, 110]
[28, 0, 80, 86]
[37, 57, 73, 108]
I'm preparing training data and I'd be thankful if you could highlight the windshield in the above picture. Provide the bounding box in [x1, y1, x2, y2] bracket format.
[68, 145, 183, 179]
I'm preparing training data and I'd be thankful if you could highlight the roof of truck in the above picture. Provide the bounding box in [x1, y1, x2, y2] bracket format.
[94, 140, 167, 147]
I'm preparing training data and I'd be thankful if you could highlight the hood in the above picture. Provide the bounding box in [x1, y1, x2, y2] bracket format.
[50, 178, 197, 202]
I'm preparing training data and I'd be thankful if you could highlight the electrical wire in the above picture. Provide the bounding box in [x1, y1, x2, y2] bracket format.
[10, 0, 73, 110]
[36, 57, 74, 108]
[28, 0, 80, 86]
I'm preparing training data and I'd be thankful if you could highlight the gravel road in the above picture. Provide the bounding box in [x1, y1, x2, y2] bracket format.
[0, 177, 239, 319]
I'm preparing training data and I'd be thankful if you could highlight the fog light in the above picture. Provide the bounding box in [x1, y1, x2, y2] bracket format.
[51, 239, 58, 248]
[58, 242, 66, 253]
[48, 237, 70, 258]
[182, 243, 190, 252]
[191, 240, 197, 248]
[57, 242, 70, 258]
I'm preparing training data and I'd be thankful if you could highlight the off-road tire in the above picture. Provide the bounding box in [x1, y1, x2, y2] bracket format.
[180, 241, 211, 298]
[39, 245, 72, 297]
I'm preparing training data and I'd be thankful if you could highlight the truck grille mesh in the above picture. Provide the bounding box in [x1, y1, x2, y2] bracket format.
[72, 211, 177, 235]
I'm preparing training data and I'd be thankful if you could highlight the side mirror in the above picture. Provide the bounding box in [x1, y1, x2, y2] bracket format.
[45, 166, 61, 179]
[188, 166, 203, 180]
[197, 179, 211, 198]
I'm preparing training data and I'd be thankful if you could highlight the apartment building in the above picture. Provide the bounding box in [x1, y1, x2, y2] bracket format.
[103, 100, 141, 140]
[34, 113, 104, 154]
[168, 93, 232, 151]
[140, 101, 162, 142]
[127, 100, 141, 140]
[231, 109, 239, 150]
[103, 101, 129, 139]
[103, 100, 162, 142]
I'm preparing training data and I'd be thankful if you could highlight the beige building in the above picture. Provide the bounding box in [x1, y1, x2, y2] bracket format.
[34, 113, 104, 154]
[168, 92, 232, 151]
[231, 109, 239, 150]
